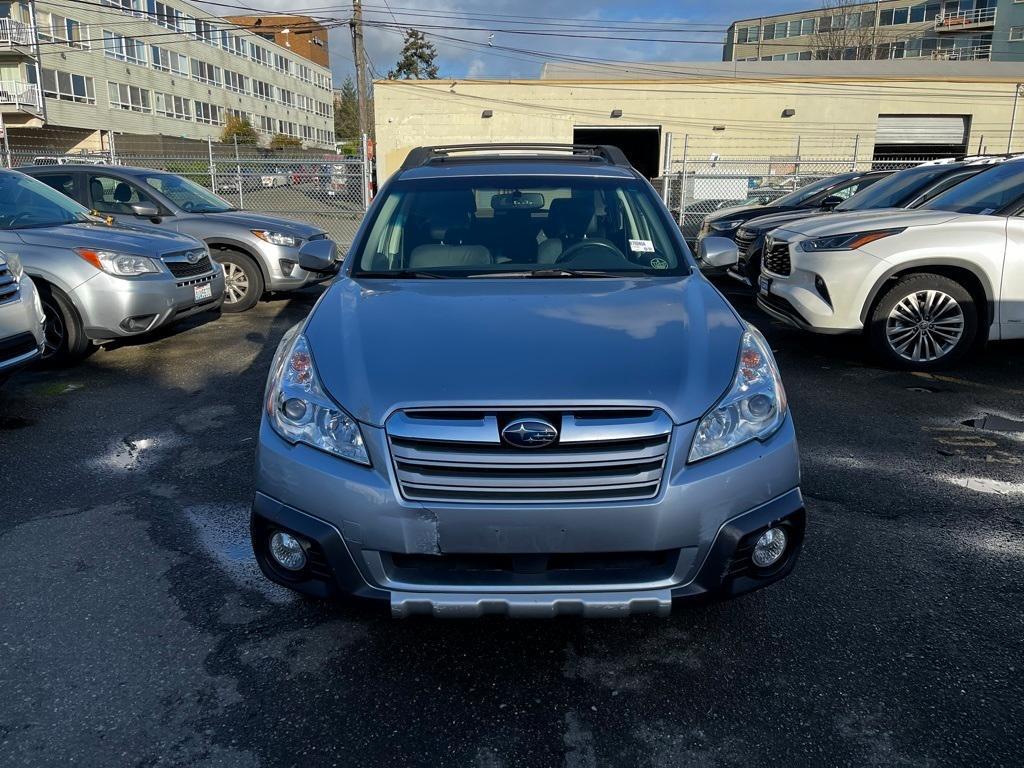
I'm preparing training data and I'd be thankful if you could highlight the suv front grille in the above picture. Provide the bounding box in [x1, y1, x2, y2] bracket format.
[386, 408, 673, 504]
[763, 238, 792, 276]
[734, 228, 756, 256]
[0, 264, 19, 304]
[163, 249, 212, 278]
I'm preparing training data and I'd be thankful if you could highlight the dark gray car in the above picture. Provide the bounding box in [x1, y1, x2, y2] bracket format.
[20, 166, 337, 312]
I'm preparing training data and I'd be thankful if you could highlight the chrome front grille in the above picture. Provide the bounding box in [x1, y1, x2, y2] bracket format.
[0, 263, 18, 304]
[763, 238, 792, 276]
[163, 249, 212, 278]
[386, 408, 673, 504]
[734, 229, 756, 256]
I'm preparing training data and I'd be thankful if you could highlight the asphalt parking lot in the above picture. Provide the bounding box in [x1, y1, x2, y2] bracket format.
[1, 281, 1022, 767]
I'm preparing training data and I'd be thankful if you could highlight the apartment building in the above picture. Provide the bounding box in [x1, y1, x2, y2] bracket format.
[0, 0, 335, 150]
[223, 15, 330, 69]
[723, 0, 1022, 62]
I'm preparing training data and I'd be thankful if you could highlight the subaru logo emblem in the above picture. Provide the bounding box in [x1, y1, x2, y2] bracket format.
[501, 418, 558, 448]
[187, 250, 203, 264]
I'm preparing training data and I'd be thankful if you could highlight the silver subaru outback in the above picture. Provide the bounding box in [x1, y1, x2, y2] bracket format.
[251, 145, 804, 617]
[0, 170, 224, 364]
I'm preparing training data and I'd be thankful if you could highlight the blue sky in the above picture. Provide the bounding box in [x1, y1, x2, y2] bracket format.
[202, 0, 809, 83]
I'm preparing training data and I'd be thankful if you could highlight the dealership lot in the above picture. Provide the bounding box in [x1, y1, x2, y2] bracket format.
[1, 283, 1022, 766]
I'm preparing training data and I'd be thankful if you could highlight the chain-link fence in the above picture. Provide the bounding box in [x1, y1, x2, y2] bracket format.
[655, 134, 962, 245]
[5, 133, 373, 247]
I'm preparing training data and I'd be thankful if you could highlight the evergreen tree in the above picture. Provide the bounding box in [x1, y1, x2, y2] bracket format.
[388, 30, 439, 80]
[334, 76, 360, 140]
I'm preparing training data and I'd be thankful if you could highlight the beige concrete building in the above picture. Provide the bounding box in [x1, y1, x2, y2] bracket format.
[0, 0, 335, 151]
[373, 61, 1024, 181]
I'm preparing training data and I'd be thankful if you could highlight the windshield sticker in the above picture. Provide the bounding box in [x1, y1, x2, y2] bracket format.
[649, 257, 669, 270]
[979, 208, 996, 215]
[629, 239, 655, 253]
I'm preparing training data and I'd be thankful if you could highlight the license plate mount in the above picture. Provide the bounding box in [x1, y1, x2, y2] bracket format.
[758, 275, 772, 296]
[194, 283, 213, 302]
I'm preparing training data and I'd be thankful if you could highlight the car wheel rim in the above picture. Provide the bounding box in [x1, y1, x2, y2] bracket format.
[886, 289, 964, 363]
[223, 263, 249, 305]
[42, 303, 65, 358]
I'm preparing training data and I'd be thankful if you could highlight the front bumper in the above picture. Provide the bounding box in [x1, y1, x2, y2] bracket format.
[73, 265, 225, 339]
[258, 240, 335, 293]
[251, 415, 804, 616]
[0, 277, 45, 373]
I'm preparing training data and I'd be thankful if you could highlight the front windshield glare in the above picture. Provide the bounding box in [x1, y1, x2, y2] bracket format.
[143, 173, 233, 213]
[0, 172, 92, 230]
[836, 166, 946, 211]
[772, 174, 848, 207]
[922, 161, 1024, 214]
[353, 176, 688, 277]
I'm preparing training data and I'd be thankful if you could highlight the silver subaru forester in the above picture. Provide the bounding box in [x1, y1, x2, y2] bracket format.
[251, 145, 804, 617]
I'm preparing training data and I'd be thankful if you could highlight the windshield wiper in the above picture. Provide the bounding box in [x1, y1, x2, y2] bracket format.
[468, 268, 625, 278]
[356, 269, 446, 279]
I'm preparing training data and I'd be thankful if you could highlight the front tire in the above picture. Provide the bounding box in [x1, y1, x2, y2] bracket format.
[37, 284, 91, 366]
[216, 251, 263, 313]
[867, 273, 977, 370]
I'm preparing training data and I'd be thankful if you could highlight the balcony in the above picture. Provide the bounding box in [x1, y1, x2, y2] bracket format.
[934, 7, 996, 32]
[0, 81, 42, 115]
[931, 44, 992, 60]
[0, 18, 34, 49]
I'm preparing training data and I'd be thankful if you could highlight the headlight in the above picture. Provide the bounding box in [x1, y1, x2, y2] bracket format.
[2, 252, 23, 282]
[710, 219, 744, 231]
[798, 228, 904, 252]
[265, 327, 369, 465]
[75, 248, 159, 276]
[252, 230, 300, 247]
[689, 327, 787, 462]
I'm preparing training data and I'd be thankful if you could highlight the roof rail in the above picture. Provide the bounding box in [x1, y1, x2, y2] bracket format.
[399, 143, 631, 171]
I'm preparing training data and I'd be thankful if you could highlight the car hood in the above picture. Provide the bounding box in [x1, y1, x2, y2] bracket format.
[773, 209, 963, 239]
[740, 209, 834, 235]
[707, 203, 803, 225]
[15, 221, 202, 255]
[304, 275, 744, 427]
[190, 210, 325, 238]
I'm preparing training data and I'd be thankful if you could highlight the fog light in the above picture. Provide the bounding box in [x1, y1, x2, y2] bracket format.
[279, 258, 297, 276]
[269, 531, 307, 571]
[752, 527, 787, 568]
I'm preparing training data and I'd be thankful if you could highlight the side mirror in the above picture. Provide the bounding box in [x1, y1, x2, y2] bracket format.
[298, 238, 340, 274]
[820, 195, 843, 211]
[131, 202, 161, 219]
[698, 236, 739, 269]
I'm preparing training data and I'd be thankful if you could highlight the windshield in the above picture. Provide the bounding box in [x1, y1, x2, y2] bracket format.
[836, 165, 954, 211]
[352, 176, 690, 277]
[771, 174, 852, 207]
[0, 172, 93, 229]
[921, 161, 1024, 214]
[143, 173, 234, 213]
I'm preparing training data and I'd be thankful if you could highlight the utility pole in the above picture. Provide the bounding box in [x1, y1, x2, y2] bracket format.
[1008, 83, 1024, 155]
[350, 0, 369, 138]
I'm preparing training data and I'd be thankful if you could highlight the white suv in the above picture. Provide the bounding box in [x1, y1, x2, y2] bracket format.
[757, 159, 1024, 369]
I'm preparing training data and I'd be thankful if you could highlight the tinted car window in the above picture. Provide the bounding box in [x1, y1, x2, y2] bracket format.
[35, 173, 77, 199]
[143, 173, 233, 213]
[0, 172, 92, 229]
[771, 174, 855, 207]
[922, 162, 1024, 214]
[89, 174, 154, 214]
[836, 166, 954, 211]
[354, 176, 688, 277]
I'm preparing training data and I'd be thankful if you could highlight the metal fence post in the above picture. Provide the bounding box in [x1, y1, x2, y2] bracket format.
[207, 136, 215, 190]
[677, 134, 689, 227]
[108, 130, 117, 165]
[851, 134, 860, 170]
[660, 132, 673, 206]
[0, 114, 11, 169]
[794, 135, 802, 189]
[234, 136, 244, 209]
[361, 132, 370, 210]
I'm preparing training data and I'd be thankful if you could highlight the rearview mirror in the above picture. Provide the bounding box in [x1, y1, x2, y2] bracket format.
[698, 236, 738, 269]
[298, 238, 340, 275]
[820, 195, 844, 211]
[131, 202, 160, 219]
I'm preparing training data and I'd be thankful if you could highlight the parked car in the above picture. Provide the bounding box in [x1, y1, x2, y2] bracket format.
[695, 170, 891, 273]
[0, 251, 45, 386]
[0, 169, 224, 364]
[754, 158, 1024, 369]
[727, 160, 996, 287]
[260, 171, 289, 188]
[250, 143, 805, 617]
[216, 175, 262, 195]
[21, 165, 336, 313]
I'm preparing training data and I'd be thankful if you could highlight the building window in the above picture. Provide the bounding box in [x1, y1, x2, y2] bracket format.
[1011, 26, 1024, 41]
[41, 69, 95, 104]
[274, 53, 292, 74]
[104, 30, 146, 64]
[108, 81, 151, 112]
[146, 1, 182, 30]
[259, 115, 276, 134]
[224, 33, 246, 57]
[102, 0, 144, 16]
[276, 87, 294, 107]
[155, 91, 191, 119]
[194, 100, 222, 125]
[252, 79, 274, 101]
[224, 70, 249, 94]
[249, 42, 269, 66]
[191, 59, 221, 86]
[37, 12, 89, 48]
[150, 45, 188, 75]
[192, 18, 218, 46]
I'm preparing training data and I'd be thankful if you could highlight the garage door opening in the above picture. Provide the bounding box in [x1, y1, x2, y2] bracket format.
[873, 114, 970, 166]
[573, 127, 661, 179]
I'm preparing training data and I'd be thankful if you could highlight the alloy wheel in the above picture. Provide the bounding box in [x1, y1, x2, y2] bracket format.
[885, 289, 965, 363]
[223, 262, 250, 305]
[42, 303, 65, 359]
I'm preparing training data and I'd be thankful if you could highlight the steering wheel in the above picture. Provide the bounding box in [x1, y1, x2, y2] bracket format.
[4, 211, 35, 228]
[555, 239, 624, 264]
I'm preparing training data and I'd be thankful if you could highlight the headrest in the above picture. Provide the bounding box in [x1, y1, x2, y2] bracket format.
[113, 182, 133, 203]
[408, 244, 492, 269]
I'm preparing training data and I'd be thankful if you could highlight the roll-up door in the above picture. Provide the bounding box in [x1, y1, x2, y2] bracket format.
[875, 115, 969, 145]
